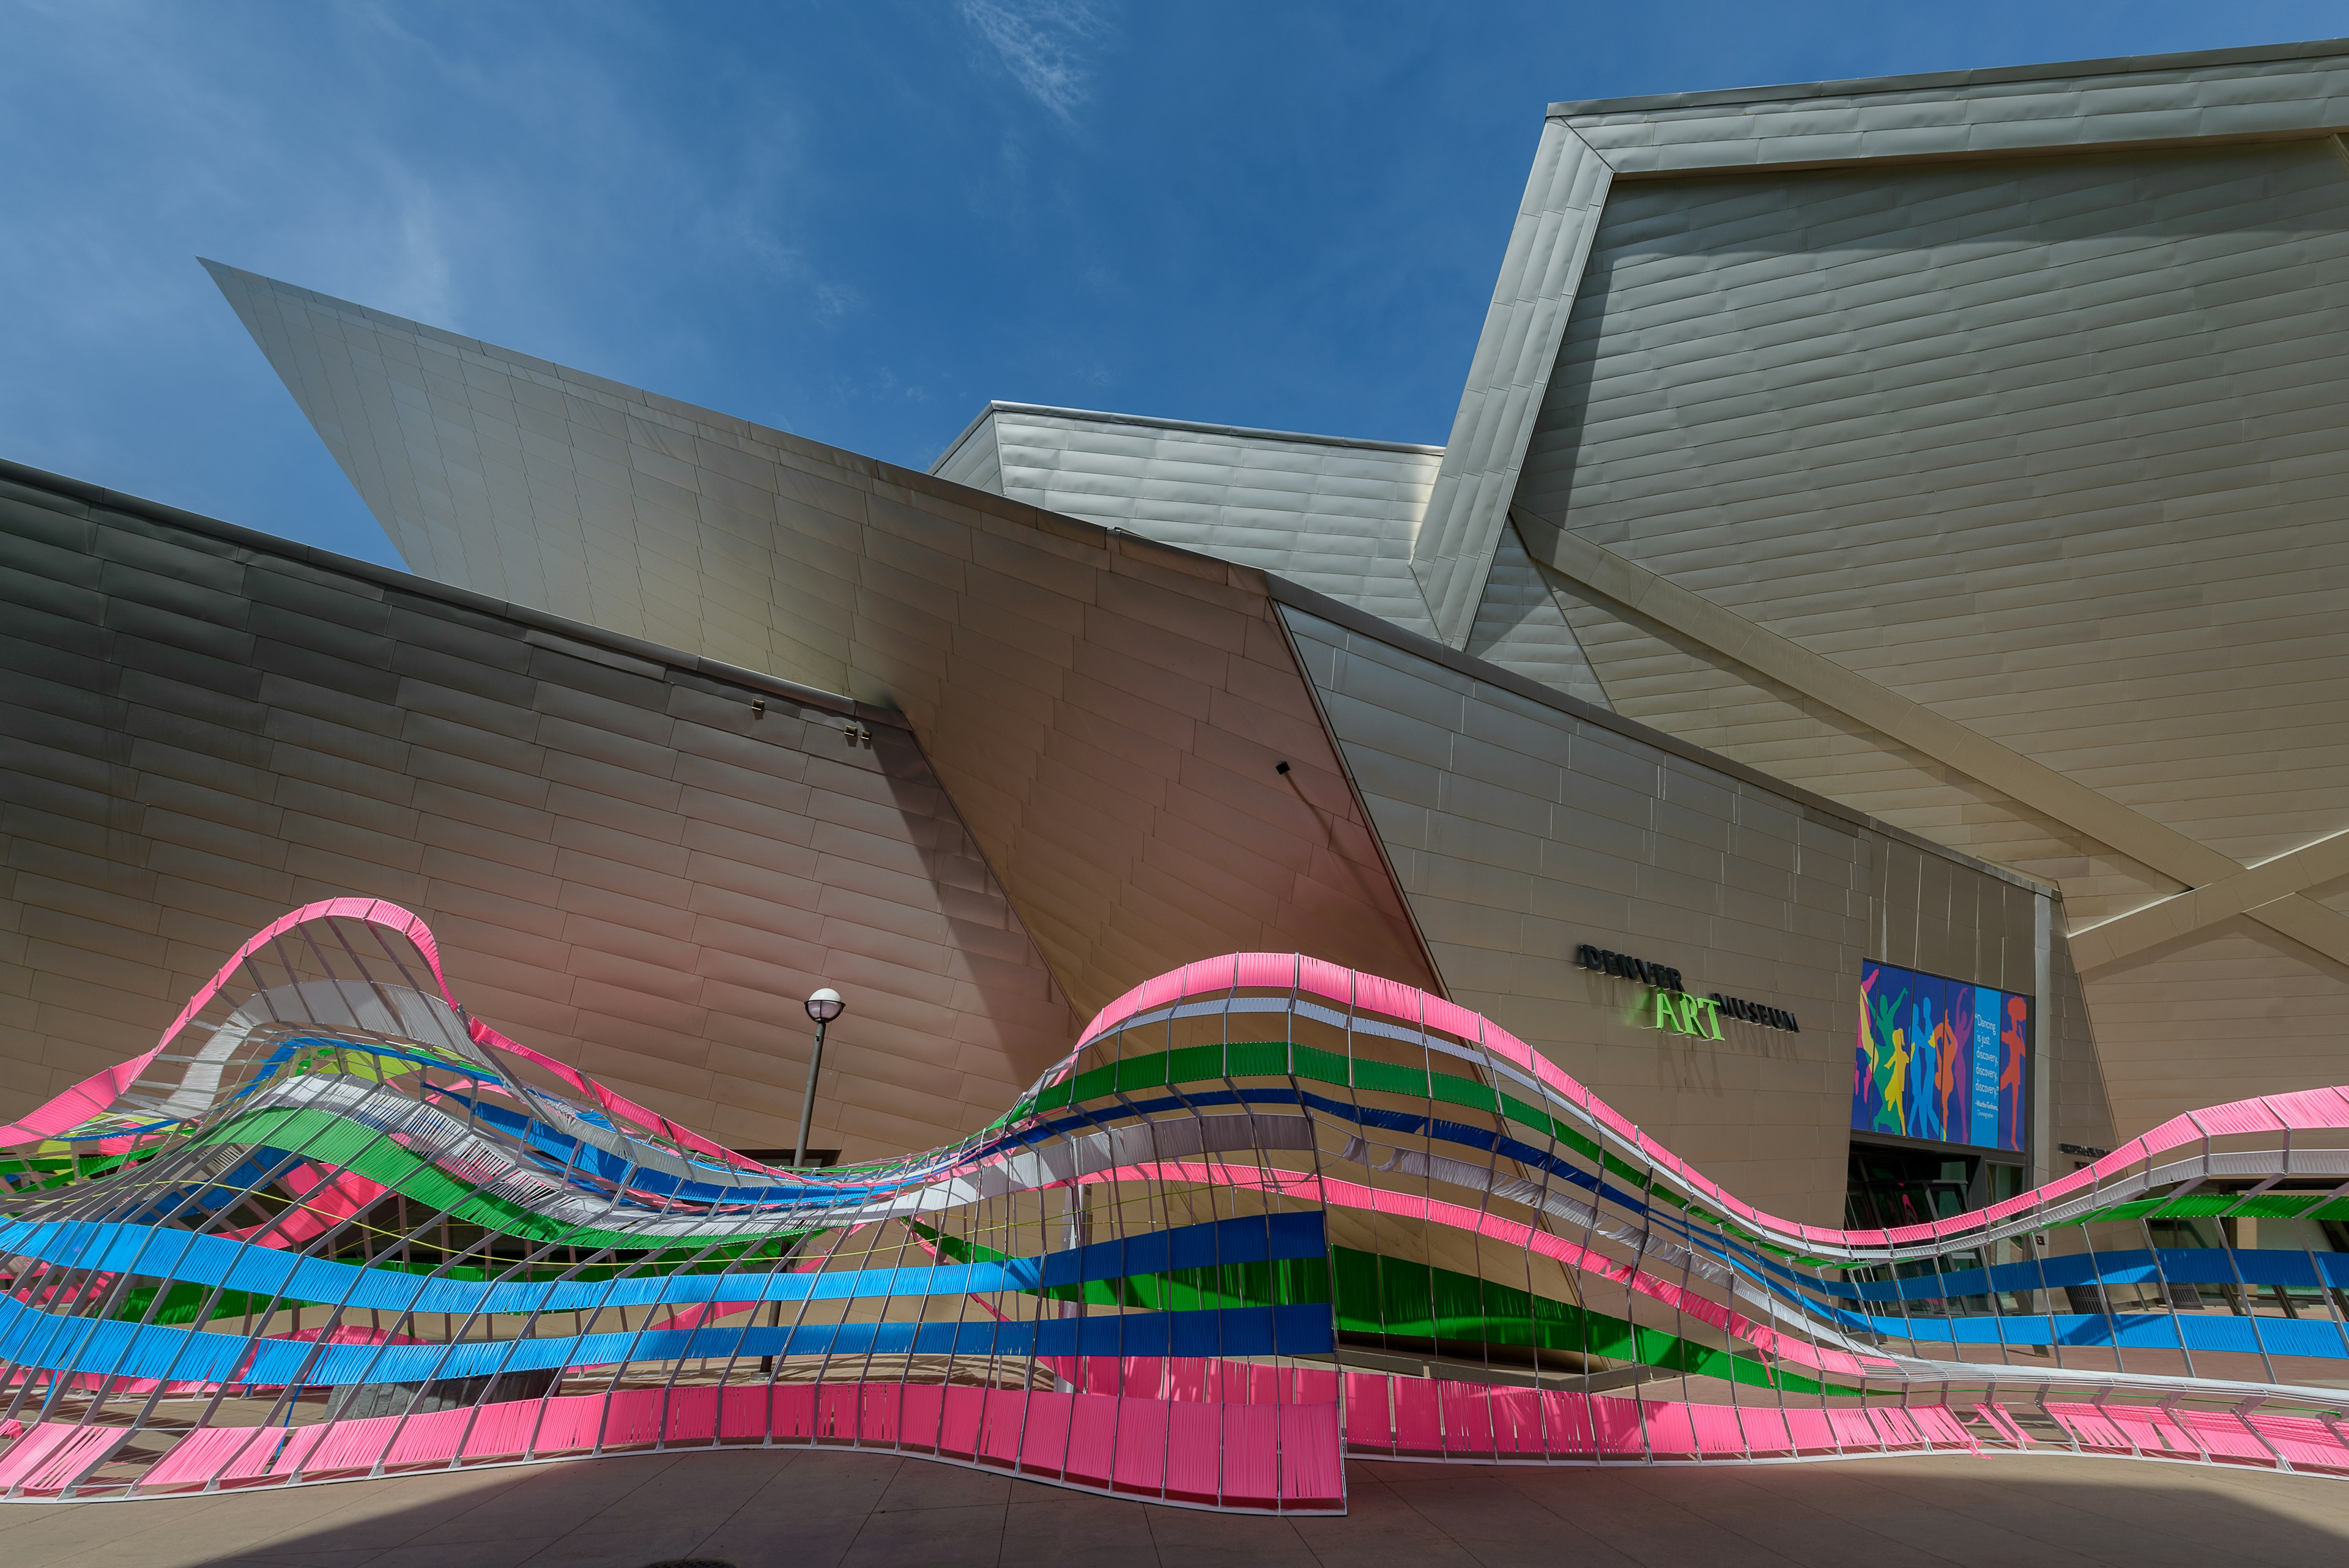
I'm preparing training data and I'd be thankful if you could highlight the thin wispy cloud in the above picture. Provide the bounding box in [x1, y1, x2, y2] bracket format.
[954, 0, 1105, 122]
[721, 216, 864, 327]
[813, 281, 861, 323]
[355, 159, 458, 326]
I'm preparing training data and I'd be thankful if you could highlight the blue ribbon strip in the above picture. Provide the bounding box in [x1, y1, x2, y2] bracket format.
[0, 1211, 1323, 1323]
[0, 1293, 1332, 1387]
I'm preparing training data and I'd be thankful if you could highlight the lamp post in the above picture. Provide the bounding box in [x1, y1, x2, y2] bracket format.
[792, 987, 844, 1169]
[765, 985, 844, 1378]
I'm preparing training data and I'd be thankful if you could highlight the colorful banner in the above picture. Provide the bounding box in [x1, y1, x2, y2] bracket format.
[1853, 960, 2028, 1152]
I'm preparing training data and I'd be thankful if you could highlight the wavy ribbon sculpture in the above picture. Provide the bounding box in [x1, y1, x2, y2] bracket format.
[4, 899, 2349, 1507]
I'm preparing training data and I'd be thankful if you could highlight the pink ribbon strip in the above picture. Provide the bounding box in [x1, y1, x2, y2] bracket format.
[1069, 951, 2349, 1253]
[13, 912, 2349, 1261]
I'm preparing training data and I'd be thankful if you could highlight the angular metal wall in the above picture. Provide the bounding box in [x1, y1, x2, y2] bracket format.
[1518, 138, 2349, 901]
[207, 266, 1440, 1017]
[1500, 124, 2349, 1146]
[0, 462, 1073, 1157]
[1280, 595, 2092, 1218]
[938, 403, 1445, 640]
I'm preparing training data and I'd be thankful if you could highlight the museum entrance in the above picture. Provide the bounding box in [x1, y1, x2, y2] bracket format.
[1845, 1138, 2027, 1230]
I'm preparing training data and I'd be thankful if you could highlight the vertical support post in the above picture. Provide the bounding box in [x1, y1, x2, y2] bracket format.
[793, 1017, 829, 1169]
[1064, 1183, 1089, 1316]
[2032, 890, 2054, 1193]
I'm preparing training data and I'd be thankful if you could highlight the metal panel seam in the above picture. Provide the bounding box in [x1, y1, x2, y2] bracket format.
[1412, 119, 1616, 649]
[1267, 600, 1450, 1001]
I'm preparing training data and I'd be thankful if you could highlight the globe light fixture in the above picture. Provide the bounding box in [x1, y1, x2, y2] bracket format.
[792, 986, 845, 1167]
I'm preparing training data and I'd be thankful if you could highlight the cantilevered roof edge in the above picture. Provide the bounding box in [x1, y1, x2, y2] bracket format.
[927, 400, 1443, 476]
[1264, 574, 2055, 898]
[1548, 35, 2349, 119]
[0, 455, 900, 730]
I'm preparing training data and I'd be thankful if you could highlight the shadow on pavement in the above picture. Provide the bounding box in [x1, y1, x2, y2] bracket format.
[4, 1446, 2349, 1568]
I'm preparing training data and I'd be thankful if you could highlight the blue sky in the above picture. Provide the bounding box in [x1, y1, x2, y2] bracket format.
[5, 1, 2345, 568]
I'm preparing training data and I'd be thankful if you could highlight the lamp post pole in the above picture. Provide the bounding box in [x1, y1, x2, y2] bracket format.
[769, 986, 846, 1377]
[792, 987, 844, 1169]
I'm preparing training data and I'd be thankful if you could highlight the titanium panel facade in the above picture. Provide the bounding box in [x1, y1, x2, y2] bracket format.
[1280, 598, 2101, 1218]
[1521, 136, 2349, 890]
[205, 266, 1438, 1016]
[1559, 40, 2349, 175]
[1508, 132, 2349, 1139]
[0, 462, 1074, 1159]
[1461, 514, 1610, 705]
[1411, 119, 1613, 646]
[935, 403, 1444, 639]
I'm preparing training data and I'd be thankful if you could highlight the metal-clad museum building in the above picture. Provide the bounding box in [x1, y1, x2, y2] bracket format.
[13, 39, 2349, 1227]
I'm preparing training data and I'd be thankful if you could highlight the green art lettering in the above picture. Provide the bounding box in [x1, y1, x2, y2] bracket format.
[1644, 987, 1724, 1039]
